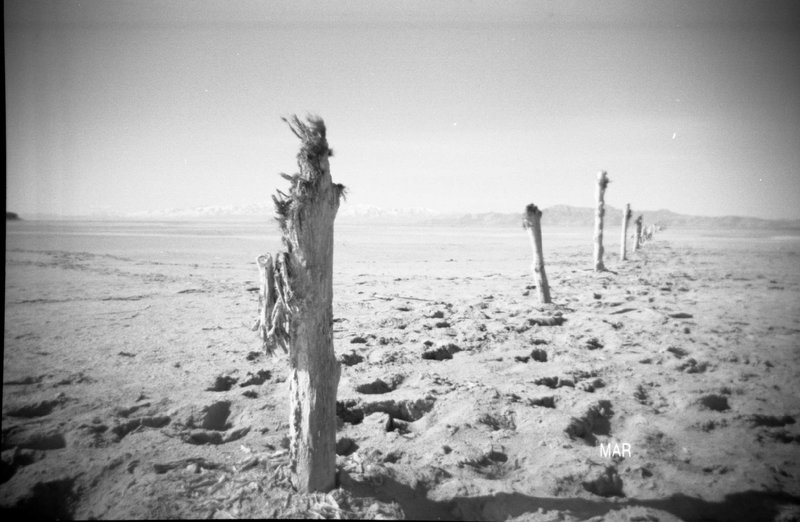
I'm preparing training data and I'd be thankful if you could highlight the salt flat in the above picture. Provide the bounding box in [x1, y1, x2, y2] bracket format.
[3, 220, 800, 520]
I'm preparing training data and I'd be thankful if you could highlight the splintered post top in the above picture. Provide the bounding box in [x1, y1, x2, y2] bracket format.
[523, 203, 541, 228]
[597, 170, 609, 189]
[282, 114, 331, 162]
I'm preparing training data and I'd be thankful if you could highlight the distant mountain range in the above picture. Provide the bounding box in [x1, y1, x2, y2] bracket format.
[423, 205, 800, 230]
[11, 204, 800, 230]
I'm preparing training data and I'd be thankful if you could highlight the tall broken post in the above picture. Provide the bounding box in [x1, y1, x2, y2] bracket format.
[255, 115, 345, 493]
[633, 215, 643, 252]
[619, 204, 632, 261]
[523, 204, 551, 304]
[593, 170, 610, 271]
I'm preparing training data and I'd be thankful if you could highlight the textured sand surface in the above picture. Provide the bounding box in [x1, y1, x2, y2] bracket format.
[3, 221, 800, 520]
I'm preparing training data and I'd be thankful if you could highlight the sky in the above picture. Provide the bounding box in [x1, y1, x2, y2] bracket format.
[5, 0, 800, 219]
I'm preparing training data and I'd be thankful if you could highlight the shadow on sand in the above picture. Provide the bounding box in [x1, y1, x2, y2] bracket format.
[343, 471, 800, 521]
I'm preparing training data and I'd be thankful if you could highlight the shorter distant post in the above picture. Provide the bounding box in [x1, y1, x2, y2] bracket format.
[634, 215, 643, 251]
[593, 171, 610, 271]
[524, 204, 551, 304]
[620, 204, 632, 261]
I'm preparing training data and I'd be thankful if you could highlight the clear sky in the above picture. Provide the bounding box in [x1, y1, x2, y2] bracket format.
[5, 0, 800, 219]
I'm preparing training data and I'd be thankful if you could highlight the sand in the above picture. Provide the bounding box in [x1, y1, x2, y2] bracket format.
[3, 220, 800, 520]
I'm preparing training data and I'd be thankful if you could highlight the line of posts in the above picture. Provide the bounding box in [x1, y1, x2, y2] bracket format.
[525, 170, 658, 304]
[258, 118, 660, 492]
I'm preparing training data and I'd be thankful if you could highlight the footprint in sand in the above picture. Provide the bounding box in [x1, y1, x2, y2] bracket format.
[179, 400, 250, 445]
[527, 396, 556, 408]
[206, 374, 238, 392]
[355, 374, 404, 395]
[533, 376, 574, 389]
[3, 375, 45, 386]
[336, 437, 358, 456]
[111, 416, 171, 442]
[2, 428, 67, 451]
[749, 414, 795, 428]
[527, 315, 566, 327]
[565, 400, 614, 445]
[422, 343, 461, 361]
[0, 447, 45, 483]
[667, 346, 689, 358]
[339, 351, 365, 366]
[5, 398, 65, 418]
[458, 446, 515, 479]
[476, 411, 516, 431]
[584, 337, 604, 350]
[582, 466, 625, 497]
[530, 348, 548, 362]
[678, 358, 709, 373]
[337, 397, 436, 430]
[576, 378, 605, 393]
[239, 369, 271, 387]
[697, 394, 730, 412]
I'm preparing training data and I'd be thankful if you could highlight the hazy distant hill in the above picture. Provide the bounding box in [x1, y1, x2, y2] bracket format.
[65, 203, 800, 230]
[424, 205, 800, 230]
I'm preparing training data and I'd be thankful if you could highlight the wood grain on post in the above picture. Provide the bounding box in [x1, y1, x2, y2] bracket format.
[255, 115, 345, 493]
[523, 204, 551, 304]
[593, 171, 610, 271]
[634, 215, 643, 251]
[620, 204, 631, 261]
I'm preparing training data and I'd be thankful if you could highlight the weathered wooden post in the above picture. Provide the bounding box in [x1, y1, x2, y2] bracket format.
[523, 203, 551, 304]
[633, 215, 643, 251]
[619, 204, 631, 261]
[593, 170, 610, 271]
[255, 115, 345, 493]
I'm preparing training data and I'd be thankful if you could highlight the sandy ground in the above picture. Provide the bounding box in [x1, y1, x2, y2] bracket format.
[3, 222, 800, 520]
